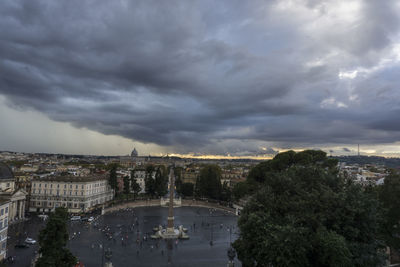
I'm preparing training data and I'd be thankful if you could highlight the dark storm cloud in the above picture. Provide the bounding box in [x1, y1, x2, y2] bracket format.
[1, 0, 400, 154]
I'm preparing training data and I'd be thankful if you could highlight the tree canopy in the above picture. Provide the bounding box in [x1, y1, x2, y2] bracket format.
[36, 207, 76, 267]
[378, 171, 400, 250]
[195, 164, 222, 199]
[234, 150, 385, 267]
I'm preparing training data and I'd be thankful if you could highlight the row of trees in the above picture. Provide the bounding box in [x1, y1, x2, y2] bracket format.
[109, 163, 232, 200]
[233, 150, 400, 266]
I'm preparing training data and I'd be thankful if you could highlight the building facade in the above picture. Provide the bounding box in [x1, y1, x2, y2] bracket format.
[0, 162, 27, 223]
[29, 175, 113, 213]
[0, 199, 10, 261]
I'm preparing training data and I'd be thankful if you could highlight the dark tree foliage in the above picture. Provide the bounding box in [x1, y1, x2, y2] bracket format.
[232, 181, 249, 201]
[174, 167, 183, 194]
[195, 164, 222, 199]
[234, 151, 384, 267]
[180, 182, 194, 197]
[379, 171, 400, 250]
[36, 207, 76, 267]
[145, 165, 156, 196]
[123, 175, 130, 194]
[108, 164, 118, 195]
[154, 167, 168, 197]
[220, 181, 232, 202]
[130, 170, 141, 199]
[247, 150, 338, 191]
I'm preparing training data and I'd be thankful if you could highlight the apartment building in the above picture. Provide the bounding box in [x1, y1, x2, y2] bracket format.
[29, 175, 113, 213]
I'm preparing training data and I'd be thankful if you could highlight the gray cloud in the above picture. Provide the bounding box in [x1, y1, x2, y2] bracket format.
[1, 0, 400, 155]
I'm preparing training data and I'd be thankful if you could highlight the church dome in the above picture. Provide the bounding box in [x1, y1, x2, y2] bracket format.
[0, 162, 14, 180]
[131, 148, 138, 157]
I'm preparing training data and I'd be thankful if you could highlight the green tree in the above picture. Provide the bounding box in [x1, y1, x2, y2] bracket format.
[378, 171, 400, 250]
[232, 181, 249, 201]
[145, 165, 156, 196]
[180, 182, 194, 197]
[108, 164, 118, 196]
[154, 167, 168, 197]
[36, 207, 76, 267]
[220, 181, 232, 202]
[234, 151, 384, 267]
[195, 164, 222, 199]
[130, 170, 141, 199]
[123, 175, 130, 195]
[174, 167, 183, 194]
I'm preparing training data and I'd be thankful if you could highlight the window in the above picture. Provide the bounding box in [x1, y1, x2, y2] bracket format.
[56, 190, 59, 196]
[4, 219, 7, 227]
[5, 207, 8, 214]
[70, 185, 72, 189]
[39, 184, 41, 188]
[6, 182, 10, 187]
[45, 184, 47, 188]
[50, 184, 53, 188]
[64, 184, 66, 189]
[57, 184, 59, 188]
[76, 185, 78, 189]
[0, 209, 3, 216]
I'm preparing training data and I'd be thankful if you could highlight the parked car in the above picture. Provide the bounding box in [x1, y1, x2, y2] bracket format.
[70, 215, 81, 221]
[25, 238, 37, 244]
[15, 243, 30, 248]
[88, 216, 94, 222]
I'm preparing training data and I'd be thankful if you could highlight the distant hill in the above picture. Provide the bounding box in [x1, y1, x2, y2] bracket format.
[333, 155, 400, 169]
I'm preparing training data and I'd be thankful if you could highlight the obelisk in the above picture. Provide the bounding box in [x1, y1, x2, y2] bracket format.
[166, 167, 175, 233]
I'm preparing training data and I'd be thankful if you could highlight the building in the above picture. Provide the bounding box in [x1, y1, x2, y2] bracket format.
[0, 163, 27, 223]
[131, 168, 155, 194]
[29, 175, 113, 213]
[0, 198, 10, 261]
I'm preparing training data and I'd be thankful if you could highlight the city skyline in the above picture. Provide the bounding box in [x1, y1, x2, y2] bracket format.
[1, 1, 400, 158]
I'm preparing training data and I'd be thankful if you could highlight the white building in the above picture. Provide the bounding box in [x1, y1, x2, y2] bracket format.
[29, 175, 113, 213]
[0, 198, 10, 261]
[0, 162, 27, 223]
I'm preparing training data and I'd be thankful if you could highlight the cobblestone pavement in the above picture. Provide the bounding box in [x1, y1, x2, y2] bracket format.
[6, 206, 241, 267]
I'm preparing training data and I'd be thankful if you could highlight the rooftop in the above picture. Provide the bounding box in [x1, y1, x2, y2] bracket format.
[33, 174, 108, 183]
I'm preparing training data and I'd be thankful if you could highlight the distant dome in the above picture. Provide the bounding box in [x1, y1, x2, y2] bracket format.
[131, 148, 138, 157]
[0, 162, 14, 180]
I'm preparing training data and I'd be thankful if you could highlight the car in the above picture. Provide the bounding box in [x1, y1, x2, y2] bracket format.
[15, 243, 30, 248]
[88, 216, 94, 222]
[25, 238, 37, 244]
[71, 215, 81, 221]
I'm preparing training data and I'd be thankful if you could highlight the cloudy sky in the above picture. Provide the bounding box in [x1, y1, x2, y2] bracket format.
[1, 0, 400, 157]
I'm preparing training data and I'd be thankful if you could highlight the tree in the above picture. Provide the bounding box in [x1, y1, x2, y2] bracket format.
[36, 207, 76, 267]
[174, 167, 183, 194]
[130, 170, 141, 199]
[234, 151, 385, 267]
[145, 165, 156, 196]
[378, 171, 400, 250]
[108, 164, 118, 196]
[154, 167, 168, 197]
[220, 181, 232, 202]
[195, 165, 222, 199]
[232, 181, 249, 201]
[123, 175, 130, 195]
[180, 182, 194, 197]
